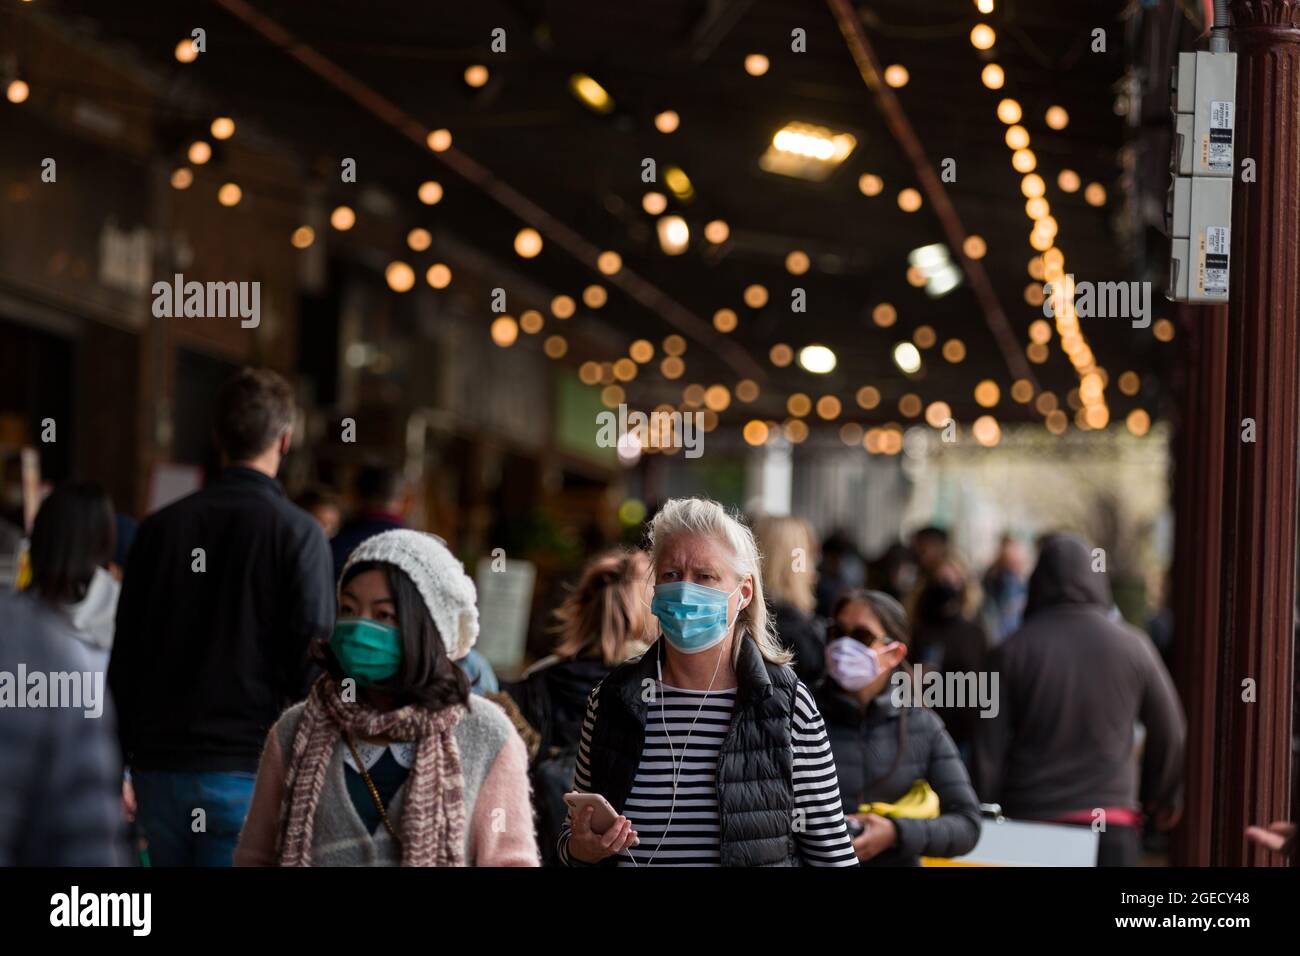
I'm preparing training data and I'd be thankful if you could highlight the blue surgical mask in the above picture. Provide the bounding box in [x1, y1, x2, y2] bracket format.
[651, 580, 743, 654]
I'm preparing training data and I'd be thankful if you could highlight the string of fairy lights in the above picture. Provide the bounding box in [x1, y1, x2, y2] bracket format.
[4, 1, 1164, 456]
[966, 0, 1162, 438]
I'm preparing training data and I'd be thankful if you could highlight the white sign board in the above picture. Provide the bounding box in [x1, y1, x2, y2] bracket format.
[147, 462, 204, 515]
[473, 558, 536, 678]
[954, 817, 1099, 867]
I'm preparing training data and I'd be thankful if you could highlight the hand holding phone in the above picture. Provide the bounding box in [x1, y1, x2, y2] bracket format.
[564, 791, 640, 863]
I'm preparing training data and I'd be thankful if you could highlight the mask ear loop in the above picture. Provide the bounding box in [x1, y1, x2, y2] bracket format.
[637, 566, 661, 645]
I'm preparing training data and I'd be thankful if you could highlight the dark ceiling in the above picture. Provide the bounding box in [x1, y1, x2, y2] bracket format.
[31, 0, 1169, 429]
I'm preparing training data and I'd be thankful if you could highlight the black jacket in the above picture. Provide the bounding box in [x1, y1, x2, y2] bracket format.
[507, 655, 613, 866]
[507, 654, 611, 760]
[911, 615, 989, 757]
[772, 601, 826, 686]
[109, 466, 334, 773]
[972, 533, 1186, 820]
[584, 638, 801, 866]
[331, 512, 405, 582]
[818, 681, 981, 866]
[0, 594, 127, 865]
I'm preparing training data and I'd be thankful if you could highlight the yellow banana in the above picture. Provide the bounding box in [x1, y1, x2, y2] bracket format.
[860, 780, 940, 819]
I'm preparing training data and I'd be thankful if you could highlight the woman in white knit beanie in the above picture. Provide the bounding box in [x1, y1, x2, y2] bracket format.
[236, 529, 538, 866]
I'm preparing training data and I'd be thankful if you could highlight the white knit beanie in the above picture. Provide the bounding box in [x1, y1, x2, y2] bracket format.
[339, 529, 479, 661]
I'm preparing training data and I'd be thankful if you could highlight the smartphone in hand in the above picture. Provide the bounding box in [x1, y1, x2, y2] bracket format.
[563, 792, 640, 846]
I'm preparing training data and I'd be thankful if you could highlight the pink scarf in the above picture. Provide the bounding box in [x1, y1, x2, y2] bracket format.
[278, 676, 466, 866]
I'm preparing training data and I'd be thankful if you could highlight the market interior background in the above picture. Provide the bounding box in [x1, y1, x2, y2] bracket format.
[1, 0, 1285, 864]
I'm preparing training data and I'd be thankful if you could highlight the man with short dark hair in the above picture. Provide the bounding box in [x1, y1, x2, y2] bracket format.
[109, 367, 334, 866]
[910, 525, 950, 575]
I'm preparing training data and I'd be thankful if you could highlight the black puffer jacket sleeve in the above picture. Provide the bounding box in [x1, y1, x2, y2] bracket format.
[891, 711, 981, 860]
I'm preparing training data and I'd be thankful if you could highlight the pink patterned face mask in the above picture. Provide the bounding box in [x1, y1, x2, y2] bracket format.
[826, 637, 888, 691]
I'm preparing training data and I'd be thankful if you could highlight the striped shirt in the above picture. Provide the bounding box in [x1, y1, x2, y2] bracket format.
[559, 680, 857, 866]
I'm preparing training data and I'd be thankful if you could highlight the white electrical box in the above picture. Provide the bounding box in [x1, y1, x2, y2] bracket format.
[1173, 51, 1237, 177]
[1166, 177, 1231, 302]
[1167, 49, 1236, 302]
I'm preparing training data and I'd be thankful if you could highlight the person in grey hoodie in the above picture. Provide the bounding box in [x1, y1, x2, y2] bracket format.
[28, 481, 120, 671]
[973, 532, 1186, 866]
[0, 591, 128, 865]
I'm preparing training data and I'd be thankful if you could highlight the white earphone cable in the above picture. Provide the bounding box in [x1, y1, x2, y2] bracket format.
[633, 636, 726, 866]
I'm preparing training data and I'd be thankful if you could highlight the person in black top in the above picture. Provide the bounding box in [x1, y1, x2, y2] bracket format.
[818, 589, 981, 866]
[973, 533, 1185, 866]
[506, 548, 651, 864]
[908, 556, 990, 765]
[109, 367, 334, 867]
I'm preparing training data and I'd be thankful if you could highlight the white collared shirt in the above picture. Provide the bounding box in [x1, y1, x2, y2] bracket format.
[341, 739, 417, 772]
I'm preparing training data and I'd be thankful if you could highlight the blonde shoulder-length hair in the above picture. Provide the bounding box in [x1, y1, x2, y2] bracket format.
[752, 514, 818, 615]
[646, 497, 793, 666]
[550, 549, 652, 665]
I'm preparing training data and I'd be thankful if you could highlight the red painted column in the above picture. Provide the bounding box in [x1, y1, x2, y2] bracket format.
[1169, 303, 1229, 866]
[1215, 1, 1300, 866]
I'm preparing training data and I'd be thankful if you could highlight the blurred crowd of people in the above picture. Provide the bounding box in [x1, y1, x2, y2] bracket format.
[2, 366, 1295, 868]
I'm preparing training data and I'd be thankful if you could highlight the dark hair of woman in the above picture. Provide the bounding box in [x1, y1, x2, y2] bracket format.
[829, 588, 911, 648]
[828, 588, 914, 788]
[322, 560, 471, 711]
[29, 481, 116, 605]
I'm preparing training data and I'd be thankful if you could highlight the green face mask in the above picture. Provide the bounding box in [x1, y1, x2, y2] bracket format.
[330, 617, 402, 686]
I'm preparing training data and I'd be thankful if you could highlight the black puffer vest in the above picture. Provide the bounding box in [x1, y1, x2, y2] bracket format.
[586, 636, 801, 866]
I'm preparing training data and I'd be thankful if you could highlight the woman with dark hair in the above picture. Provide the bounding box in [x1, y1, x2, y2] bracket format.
[28, 481, 118, 669]
[817, 589, 981, 866]
[235, 529, 538, 866]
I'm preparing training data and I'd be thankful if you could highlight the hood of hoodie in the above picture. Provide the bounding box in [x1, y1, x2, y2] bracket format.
[64, 566, 120, 652]
[1024, 533, 1111, 617]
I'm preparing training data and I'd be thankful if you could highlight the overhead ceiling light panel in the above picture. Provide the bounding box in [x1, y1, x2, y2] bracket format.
[926, 264, 963, 298]
[664, 165, 694, 201]
[657, 215, 689, 255]
[569, 73, 614, 114]
[893, 342, 923, 374]
[797, 344, 837, 374]
[908, 243, 964, 298]
[760, 121, 857, 182]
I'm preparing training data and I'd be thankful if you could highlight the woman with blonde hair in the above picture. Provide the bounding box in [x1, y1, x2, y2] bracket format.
[753, 514, 825, 685]
[558, 497, 856, 866]
[507, 548, 651, 864]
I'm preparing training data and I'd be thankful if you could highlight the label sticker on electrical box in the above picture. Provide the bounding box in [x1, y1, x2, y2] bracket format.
[1208, 101, 1234, 171]
[1203, 226, 1229, 297]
